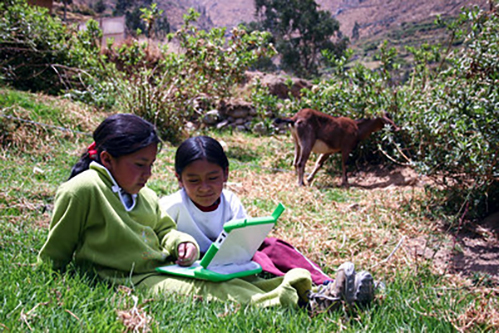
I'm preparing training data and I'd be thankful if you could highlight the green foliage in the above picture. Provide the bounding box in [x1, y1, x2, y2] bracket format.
[172, 9, 275, 101]
[250, 78, 283, 132]
[112, 9, 276, 143]
[114, 68, 186, 144]
[65, 19, 119, 108]
[113, 0, 170, 39]
[0, 0, 71, 94]
[403, 6, 499, 218]
[140, 3, 169, 39]
[251, 5, 498, 219]
[0, 1, 117, 107]
[288, 45, 401, 121]
[1, 4, 274, 141]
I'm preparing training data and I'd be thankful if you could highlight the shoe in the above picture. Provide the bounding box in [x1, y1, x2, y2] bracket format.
[306, 262, 355, 314]
[307, 262, 376, 314]
[353, 270, 375, 306]
[334, 262, 356, 304]
[307, 283, 342, 315]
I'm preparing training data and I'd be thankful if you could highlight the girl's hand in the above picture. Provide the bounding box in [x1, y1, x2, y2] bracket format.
[176, 242, 198, 266]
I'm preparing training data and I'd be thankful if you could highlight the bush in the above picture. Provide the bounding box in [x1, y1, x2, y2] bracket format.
[0, 0, 72, 94]
[0, 0, 116, 107]
[404, 6, 499, 219]
[113, 9, 276, 143]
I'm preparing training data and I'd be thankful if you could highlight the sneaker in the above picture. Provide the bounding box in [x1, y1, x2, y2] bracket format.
[307, 283, 341, 314]
[353, 270, 375, 306]
[307, 262, 376, 314]
[334, 262, 356, 304]
[306, 262, 356, 314]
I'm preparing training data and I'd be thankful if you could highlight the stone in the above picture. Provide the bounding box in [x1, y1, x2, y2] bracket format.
[202, 110, 220, 125]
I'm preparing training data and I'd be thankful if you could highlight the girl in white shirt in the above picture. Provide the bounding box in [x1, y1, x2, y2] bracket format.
[159, 136, 333, 285]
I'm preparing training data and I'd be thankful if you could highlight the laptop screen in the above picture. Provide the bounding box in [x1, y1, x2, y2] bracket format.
[206, 222, 275, 268]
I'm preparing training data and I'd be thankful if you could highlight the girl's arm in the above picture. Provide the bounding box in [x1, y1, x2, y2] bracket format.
[38, 189, 85, 270]
[156, 205, 200, 262]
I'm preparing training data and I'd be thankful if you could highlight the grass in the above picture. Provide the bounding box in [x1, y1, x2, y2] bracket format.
[1, 87, 497, 332]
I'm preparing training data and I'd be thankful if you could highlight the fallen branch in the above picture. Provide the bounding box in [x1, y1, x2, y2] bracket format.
[370, 236, 406, 270]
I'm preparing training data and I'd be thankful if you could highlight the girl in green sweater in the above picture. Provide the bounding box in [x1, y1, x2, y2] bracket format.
[38, 113, 330, 310]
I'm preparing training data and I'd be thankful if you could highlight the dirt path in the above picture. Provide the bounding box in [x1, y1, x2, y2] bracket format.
[348, 166, 499, 285]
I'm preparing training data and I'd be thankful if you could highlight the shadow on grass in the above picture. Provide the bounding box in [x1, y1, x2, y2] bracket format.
[313, 165, 423, 190]
[226, 146, 259, 163]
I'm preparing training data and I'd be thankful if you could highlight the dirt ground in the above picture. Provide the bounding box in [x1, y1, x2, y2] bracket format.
[347, 166, 499, 285]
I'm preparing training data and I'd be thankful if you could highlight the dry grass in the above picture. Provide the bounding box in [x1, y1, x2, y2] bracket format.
[116, 287, 153, 333]
[228, 164, 431, 277]
[200, 134, 432, 276]
[1, 89, 107, 157]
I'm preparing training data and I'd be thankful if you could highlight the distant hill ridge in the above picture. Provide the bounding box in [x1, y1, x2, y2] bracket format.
[79, 0, 488, 39]
[167, 0, 488, 38]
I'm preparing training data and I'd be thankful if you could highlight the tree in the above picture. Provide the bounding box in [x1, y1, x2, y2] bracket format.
[140, 3, 169, 39]
[114, 1, 169, 39]
[352, 21, 360, 40]
[62, 0, 72, 22]
[254, 0, 347, 77]
[114, 0, 132, 16]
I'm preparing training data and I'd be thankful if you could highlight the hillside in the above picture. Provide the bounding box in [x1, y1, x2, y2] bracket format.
[188, 0, 489, 39]
[74, 0, 489, 39]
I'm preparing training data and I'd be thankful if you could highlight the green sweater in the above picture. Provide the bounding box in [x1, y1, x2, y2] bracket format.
[38, 163, 198, 285]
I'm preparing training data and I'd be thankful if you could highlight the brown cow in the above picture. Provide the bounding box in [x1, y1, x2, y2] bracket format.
[275, 108, 399, 186]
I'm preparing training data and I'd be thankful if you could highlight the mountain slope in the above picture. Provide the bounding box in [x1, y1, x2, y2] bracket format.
[184, 0, 488, 38]
[74, 0, 489, 41]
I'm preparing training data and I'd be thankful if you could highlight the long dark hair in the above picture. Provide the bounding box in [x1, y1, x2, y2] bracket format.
[175, 136, 229, 176]
[69, 114, 161, 179]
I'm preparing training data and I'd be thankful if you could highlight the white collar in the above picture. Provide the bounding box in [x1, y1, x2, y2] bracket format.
[90, 161, 137, 211]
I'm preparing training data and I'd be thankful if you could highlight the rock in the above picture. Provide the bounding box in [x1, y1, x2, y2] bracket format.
[235, 118, 246, 125]
[245, 71, 312, 99]
[219, 99, 255, 118]
[228, 108, 249, 119]
[216, 119, 230, 129]
[235, 125, 247, 132]
[202, 110, 220, 125]
[253, 122, 267, 135]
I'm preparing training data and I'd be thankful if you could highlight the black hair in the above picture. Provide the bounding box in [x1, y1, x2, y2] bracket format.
[68, 113, 161, 180]
[175, 136, 229, 176]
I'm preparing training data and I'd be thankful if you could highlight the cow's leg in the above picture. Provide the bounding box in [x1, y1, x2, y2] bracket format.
[294, 136, 314, 186]
[306, 153, 330, 185]
[340, 149, 351, 187]
[296, 147, 312, 186]
[291, 130, 301, 173]
[293, 122, 316, 186]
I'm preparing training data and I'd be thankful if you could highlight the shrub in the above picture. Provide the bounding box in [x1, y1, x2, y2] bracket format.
[113, 9, 276, 143]
[403, 6, 499, 218]
[0, 0, 72, 94]
[0, 0, 116, 107]
[251, 5, 498, 219]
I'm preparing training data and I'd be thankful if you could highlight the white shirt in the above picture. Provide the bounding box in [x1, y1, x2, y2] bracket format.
[159, 189, 247, 253]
